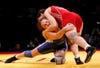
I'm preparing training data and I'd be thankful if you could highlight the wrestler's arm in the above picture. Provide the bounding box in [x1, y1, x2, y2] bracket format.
[42, 26, 67, 40]
[43, 7, 58, 32]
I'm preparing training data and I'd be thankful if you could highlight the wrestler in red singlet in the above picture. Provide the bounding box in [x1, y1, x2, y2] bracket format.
[50, 6, 83, 33]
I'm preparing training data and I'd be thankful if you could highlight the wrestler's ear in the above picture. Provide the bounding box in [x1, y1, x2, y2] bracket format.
[41, 13, 43, 15]
[40, 13, 45, 17]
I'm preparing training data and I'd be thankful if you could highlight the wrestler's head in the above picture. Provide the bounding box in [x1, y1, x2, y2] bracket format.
[37, 14, 50, 31]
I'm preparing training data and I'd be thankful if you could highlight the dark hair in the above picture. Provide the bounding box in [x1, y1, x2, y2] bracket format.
[37, 20, 44, 32]
[37, 9, 46, 32]
[37, 9, 45, 18]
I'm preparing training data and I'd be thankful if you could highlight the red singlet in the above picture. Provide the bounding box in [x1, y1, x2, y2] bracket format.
[50, 6, 83, 33]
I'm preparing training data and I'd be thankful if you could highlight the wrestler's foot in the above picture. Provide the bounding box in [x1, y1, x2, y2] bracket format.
[85, 46, 96, 63]
[50, 58, 55, 62]
[75, 57, 84, 65]
[5, 56, 17, 63]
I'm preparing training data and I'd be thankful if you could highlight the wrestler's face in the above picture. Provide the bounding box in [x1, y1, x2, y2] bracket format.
[40, 18, 50, 29]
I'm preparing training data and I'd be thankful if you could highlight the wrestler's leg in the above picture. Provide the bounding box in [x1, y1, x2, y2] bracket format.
[54, 49, 66, 65]
[5, 47, 40, 63]
[70, 44, 84, 64]
[50, 42, 68, 64]
[64, 23, 96, 63]
[5, 42, 54, 63]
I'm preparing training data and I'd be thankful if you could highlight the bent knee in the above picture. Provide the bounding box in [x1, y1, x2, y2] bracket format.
[55, 50, 65, 57]
[55, 56, 66, 64]
[66, 32, 78, 44]
[65, 23, 76, 31]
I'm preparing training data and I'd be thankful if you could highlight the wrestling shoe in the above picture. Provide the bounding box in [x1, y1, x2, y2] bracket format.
[5, 56, 18, 63]
[75, 57, 84, 65]
[50, 58, 55, 62]
[85, 46, 96, 63]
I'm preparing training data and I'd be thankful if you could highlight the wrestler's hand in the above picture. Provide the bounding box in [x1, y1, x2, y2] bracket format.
[63, 23, 74, 32]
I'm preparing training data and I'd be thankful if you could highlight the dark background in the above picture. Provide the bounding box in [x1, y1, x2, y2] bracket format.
[0, 0, 99, 51]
